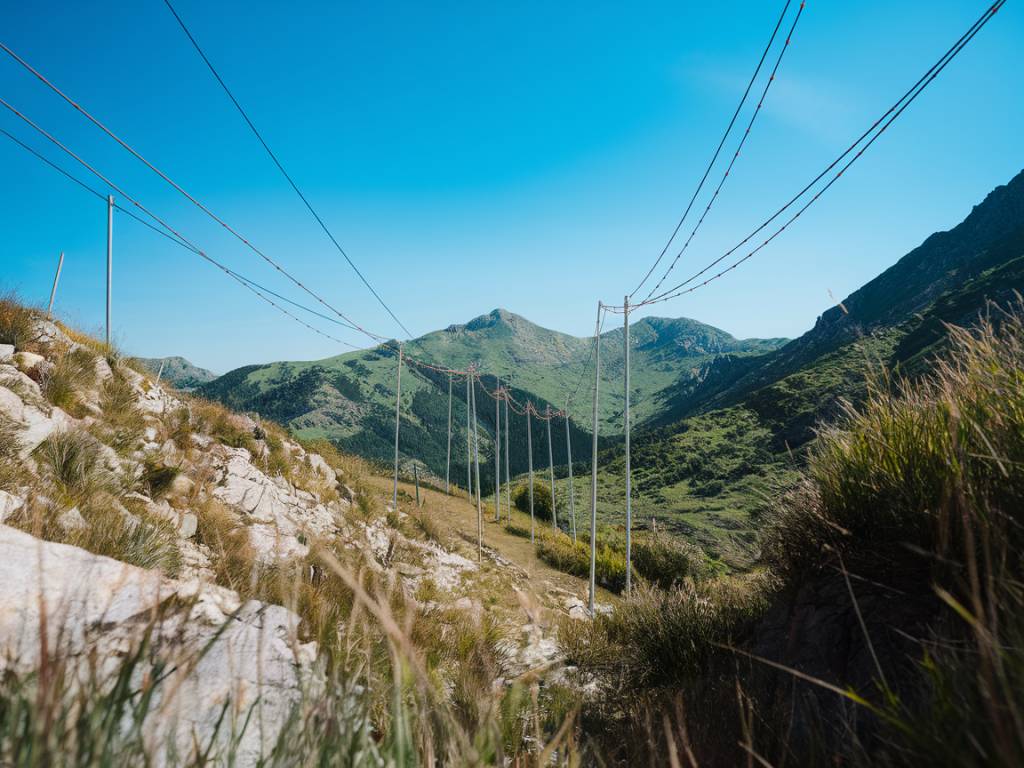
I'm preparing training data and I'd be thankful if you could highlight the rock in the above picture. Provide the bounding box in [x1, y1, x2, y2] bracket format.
[144, 426, 159, 442]
[18, 405, 73, 458]
[0, 525, 316, 765]
[170, 473, 194, 498]
[30, 318, 65, 345]
[57, 506, 87, 531]
[306, 453, 337, 486]
[14, 351, 45, 371]
[178, 512, 198, 539]
[0, 344, 13, 361]
[341, 485, 357, 503]
[213, 448, 337, 563]
[0, 385, 25, 422]
[565, 596, 589, 621]
[94, 356, 113, 381]
[396, 562, 424, 578]
[0, 490, 24, 522]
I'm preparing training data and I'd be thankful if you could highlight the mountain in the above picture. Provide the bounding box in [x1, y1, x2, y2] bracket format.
[587, 169, 1024, 565]
[137, 356, 218, 390]
[198, 312, 784, 489]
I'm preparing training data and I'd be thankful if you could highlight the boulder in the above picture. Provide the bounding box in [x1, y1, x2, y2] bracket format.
[0, 524, 317, 764]
[14, 351, 45, 371]
[17, 405, 73, 458]
[306, 453, 338, 486]
[178, 511, 198, 539]
[0, 490, 24, 522]
[0, 344, 14, 361]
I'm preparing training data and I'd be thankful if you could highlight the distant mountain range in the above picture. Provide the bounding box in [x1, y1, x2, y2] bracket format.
[136, 356, 217, 390]
[185, 168, 1024, 566]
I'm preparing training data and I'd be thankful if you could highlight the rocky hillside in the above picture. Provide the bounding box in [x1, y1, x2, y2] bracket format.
[0, 300, 590, 763]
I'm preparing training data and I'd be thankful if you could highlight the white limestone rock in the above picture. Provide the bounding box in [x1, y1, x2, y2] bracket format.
[0, 490, 24, 523]
[0, 524, 317, 765]
[0, 344, 14, 361]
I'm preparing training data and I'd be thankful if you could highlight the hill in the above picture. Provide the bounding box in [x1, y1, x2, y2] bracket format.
[198, 311, 783, 490]
[136, 355, 217, 390]
[578, 168, 1024, 565]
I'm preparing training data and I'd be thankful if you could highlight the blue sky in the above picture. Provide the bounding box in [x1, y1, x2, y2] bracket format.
[1, 1, 1021, 372]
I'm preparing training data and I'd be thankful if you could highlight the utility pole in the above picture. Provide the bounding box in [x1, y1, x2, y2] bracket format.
[414, 464, 421, 507]
[466, 374, 473, 499]
[589, 301, 602, 616]
[47, 251, 64, 319]
[565, 405, 576, 543]
[470, 371, 483, 560]
[494, 377, 501, 522]
[546, 407, 557, 530]
[392, 344, 403, 510]
[527, 402, 535, 543]
[106, 195, 113, 347]
[445, 373, 452, 495]
[155, 360, 165, 385]
[624, 295, 633, 595]
[503, 385, 511, 523]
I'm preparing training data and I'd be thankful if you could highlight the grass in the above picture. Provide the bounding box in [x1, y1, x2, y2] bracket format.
[95, 367, 146, 453]
[35, 344, 97, 416]
[0, 294, 39, 350]
[0, 414, 19, 492]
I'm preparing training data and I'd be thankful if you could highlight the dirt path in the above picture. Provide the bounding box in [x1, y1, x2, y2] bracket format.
[364, 473, 616, 610]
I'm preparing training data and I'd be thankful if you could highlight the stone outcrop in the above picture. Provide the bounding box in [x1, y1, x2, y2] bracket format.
[0, 525, 315, 764]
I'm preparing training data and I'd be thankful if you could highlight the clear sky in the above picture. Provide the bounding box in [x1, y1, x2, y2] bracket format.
[1, 1, 1021, 373]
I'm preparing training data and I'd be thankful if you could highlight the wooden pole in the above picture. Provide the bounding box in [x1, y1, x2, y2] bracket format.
[445, 373, 452, 495]
[565, 405, 576, 543]
[527, 402, 535, 544]
[589, 301, 602, 615]
[470, 370, 483, 560]
[494, 377, 501, 522]
[47, 251, 64, 319]
[624, 295, 633, 595]
[392, 344, 403, 510]
[106, 196, 113, 347]
[546, 407, 557, 530]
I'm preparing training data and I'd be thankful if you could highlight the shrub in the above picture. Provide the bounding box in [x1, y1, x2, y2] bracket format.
[512, 482, 553, 522]
[0, 414, 20, 492]
[535, 531, 631, 593]
[632, 532, 708, 588]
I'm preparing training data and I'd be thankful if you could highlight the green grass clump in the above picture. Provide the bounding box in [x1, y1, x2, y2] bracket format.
[0, 295, 38, 349]
[36, 346, 97, 415]
[631, 532, 709, 588]
[96, 370, 146, 453]
[34, 429, 118, 506]
[535, 530, 631, 592]
[0, 414, 20, 492]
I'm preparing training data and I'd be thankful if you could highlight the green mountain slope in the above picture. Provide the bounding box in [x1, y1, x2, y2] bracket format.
[579, 168, 1024, 566]
[136, 356, 217, 390]
[198, 311, 784, 490]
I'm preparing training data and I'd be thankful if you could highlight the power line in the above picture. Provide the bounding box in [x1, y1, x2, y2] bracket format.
[635, 0, 1006, 308]
[641, 0, 805, 302]
[160, 0, 412, 339]
[629, 0, 794, 299]
[0, 40, 391, 346]
[0, 103, 366, 350]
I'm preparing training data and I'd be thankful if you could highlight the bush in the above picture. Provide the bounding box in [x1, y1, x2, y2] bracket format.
[37, 346, 97, 415]
[632, 533, 708, 588]
[512, 482, 553, 523]
[535, 531, 631, 593]
[34, 429, 117, 506]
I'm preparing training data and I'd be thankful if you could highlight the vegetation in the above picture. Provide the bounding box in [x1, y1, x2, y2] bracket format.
[512, 481, 553, 522]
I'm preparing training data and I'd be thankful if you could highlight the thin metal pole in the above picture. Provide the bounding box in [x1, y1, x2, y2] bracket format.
[624, 295, 633, 595]
[494, 377, 501, 522]
[527, 403, 535, 544]
[414, 464, 421, 507]
[47, 251, 64, 319]
[503, 387, 511, 523]
[466, 374, 472, 498]
[105, 195, 113, 347]
[392, 344, 403, 510]
[565, 405, 576, 543]
[474, 377, 482, 514]
[155, 360, 165, 385]
[589, 301, 602, 615]
[546, 407, 557, 530]
[471, 371, 483, 560]
[445, 373, 452, 495]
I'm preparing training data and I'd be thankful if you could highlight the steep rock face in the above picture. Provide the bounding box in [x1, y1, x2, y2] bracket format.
[0, 525, 315, 765]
